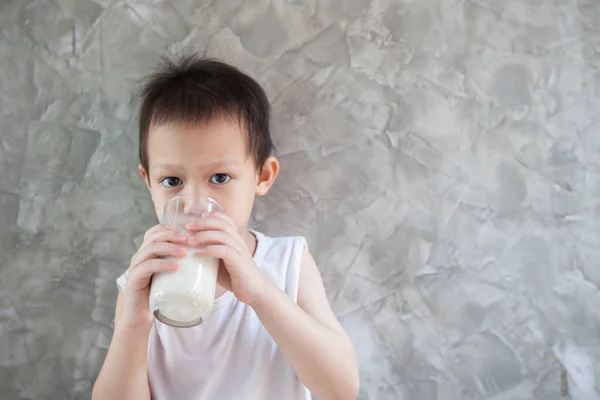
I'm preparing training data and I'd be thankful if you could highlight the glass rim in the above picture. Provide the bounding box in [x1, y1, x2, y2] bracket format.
[164, 194, 220, 206]
[161, 195, 224, 228]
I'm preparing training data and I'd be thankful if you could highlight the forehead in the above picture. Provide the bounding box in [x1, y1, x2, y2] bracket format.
[147, 119, 250, 166]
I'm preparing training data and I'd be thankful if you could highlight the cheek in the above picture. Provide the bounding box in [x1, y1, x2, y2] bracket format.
[218, 186, 254, 229]
[155, 204, 164, 223]
[149, 190, 170, 222]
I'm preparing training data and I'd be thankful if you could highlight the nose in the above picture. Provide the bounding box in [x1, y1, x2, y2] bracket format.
[174, 184, 222, 215]
[181, 194, 205, 215]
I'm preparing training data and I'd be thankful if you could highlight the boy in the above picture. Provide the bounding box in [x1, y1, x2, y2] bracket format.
[92, 55, 360, 400]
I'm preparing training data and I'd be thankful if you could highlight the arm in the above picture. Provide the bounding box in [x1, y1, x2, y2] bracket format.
[187, 214, 360, 399]
[92, 292, 152, 400]
[92, 224, 186, 400]
[252, 246, 360, 400]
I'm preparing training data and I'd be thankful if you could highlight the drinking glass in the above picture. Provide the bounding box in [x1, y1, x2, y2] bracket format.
[149, 195, 223, 327]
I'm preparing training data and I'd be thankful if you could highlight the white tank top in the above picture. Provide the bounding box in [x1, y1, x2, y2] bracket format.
[116, 231, 311, 400]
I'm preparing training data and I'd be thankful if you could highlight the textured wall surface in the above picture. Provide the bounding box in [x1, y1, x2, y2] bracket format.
[1, 0, 600, 399]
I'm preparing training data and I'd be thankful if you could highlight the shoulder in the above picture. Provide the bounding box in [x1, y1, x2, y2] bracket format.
[252, 230, 307, 265]
[252, 230, 308, 302]
[254, 230, 306, 246]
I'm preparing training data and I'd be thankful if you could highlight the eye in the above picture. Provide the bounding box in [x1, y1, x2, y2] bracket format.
[161, 177, 183, 188]
[210, 174, 231, 185]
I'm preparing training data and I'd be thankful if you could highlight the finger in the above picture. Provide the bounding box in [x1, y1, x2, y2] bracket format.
[187, 215, 233, 233]
[187, 217, 244, 248]
[127, 259, 179, 291]
[197, 245, 244, 270]
[204, 211, 238, 231]
[217, 262, 232, 292]
[140, 225, 177, 251]
[143, 224, 171, 241]
[187, 230, 244, 253]
[141, 228, 188, 251]
[131, 242, 187, 268]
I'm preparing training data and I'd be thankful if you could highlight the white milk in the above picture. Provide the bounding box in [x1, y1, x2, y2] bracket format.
[149, 248, 219, 327]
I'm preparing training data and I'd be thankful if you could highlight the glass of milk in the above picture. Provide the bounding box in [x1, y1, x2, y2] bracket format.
[149, 195, 223, 328]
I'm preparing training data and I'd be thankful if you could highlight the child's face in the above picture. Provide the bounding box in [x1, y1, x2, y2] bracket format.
[139, 119, 278, 231]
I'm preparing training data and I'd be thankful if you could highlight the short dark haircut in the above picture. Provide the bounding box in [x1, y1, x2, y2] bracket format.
[138, 54, 274, 174]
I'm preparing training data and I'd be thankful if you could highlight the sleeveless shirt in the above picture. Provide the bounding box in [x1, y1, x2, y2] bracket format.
[116, 231, 311, 400]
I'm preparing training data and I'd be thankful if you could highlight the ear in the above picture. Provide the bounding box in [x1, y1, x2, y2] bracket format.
[256, 156, 279, 196]
[139, 164, 152, 191]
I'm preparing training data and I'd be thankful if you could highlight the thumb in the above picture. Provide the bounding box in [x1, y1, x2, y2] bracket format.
[217, 261, 232, 291]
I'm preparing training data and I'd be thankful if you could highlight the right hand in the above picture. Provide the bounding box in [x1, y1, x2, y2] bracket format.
[119, 224, 188, 328]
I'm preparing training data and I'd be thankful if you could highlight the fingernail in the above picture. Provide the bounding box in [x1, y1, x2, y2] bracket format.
[170, 262, 179, 270]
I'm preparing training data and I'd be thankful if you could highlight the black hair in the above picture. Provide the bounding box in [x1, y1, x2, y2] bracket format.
[138, 54, 274, 173]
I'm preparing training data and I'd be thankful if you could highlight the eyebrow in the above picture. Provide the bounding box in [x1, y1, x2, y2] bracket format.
[151, 160, 241, 172]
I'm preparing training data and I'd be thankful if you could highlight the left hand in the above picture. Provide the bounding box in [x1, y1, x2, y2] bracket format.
[186, 212, 269, 306]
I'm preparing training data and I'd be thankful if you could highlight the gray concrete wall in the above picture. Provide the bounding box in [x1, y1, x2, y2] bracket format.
[1, 0, 599, 399]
